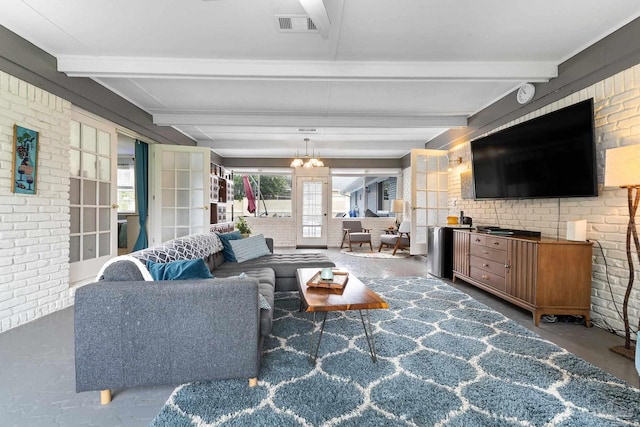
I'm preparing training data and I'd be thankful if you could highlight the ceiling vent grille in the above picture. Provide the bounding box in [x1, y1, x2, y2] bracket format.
[278, 17, 292, 30]
[276, 15, 318, 33]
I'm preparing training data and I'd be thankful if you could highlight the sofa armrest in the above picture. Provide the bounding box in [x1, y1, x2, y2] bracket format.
[74, 278, 261, 392]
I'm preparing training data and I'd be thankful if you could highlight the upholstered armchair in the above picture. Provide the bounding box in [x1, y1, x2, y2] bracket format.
[341, 220, 373, 251]
[378, 221, 411, 255]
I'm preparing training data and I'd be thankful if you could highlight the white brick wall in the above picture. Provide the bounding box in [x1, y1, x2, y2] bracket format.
[0, 71, 71, 333]
[448, 63, 640, 336]
[245, 216, 395, 248]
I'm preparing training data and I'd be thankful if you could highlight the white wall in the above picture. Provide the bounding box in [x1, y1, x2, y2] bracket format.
[244, 216, 395, 248]
[447, 63, 640, 335]
[0, 71, 72, 332]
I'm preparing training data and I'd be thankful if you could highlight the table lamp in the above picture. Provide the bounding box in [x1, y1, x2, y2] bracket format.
[391, 199, 403, 226]
[604, 144, 640, 359]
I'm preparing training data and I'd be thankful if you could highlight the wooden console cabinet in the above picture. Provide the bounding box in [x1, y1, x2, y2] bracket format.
[452, 230, 592, 326]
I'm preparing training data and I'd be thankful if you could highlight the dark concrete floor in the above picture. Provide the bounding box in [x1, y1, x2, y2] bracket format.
[0, 248, 637, 427]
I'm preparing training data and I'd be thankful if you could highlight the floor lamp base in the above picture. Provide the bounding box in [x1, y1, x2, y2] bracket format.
[610, 345, 636, 361]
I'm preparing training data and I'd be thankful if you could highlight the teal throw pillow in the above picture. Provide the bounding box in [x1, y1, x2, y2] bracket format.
[146, 258, 214, 281]
[229, 234, 271, 263]
[217, 231, 243, 262]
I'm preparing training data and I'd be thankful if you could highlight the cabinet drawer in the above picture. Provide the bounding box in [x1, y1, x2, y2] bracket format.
[470, 244, 507, 263]
[470, 255, 506, 277]
[470, 234, 488, 246]
[485, 236, 507, 250]
[470, 266, 506, 292]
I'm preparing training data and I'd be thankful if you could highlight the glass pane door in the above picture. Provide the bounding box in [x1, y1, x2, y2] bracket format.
[295, 175, 328, 247]
[411, 149, 448, 254]
[302, 181, 323, 238]
[69, 114, 117, 285]
[149, 145, 210, 246]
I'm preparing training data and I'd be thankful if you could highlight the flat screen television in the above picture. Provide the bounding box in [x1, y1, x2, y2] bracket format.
[470, 99, 597, 200]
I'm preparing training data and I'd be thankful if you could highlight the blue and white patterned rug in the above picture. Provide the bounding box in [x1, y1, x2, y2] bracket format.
[150, 277, 640, 426]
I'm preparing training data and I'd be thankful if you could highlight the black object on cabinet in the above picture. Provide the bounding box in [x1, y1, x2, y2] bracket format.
[427, 226, 463, 279]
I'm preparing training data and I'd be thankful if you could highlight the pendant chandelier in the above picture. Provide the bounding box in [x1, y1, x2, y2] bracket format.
[290, 138, 324, 168]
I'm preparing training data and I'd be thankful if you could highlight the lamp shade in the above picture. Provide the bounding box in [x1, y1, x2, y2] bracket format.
[604, 144, 640, 187]
[391, 199, 403, 213]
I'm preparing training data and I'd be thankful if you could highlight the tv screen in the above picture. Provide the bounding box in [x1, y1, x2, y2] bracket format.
[471, 99, 597, 200]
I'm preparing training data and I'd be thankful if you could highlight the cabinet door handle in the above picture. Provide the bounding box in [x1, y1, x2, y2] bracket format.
[493, 242, 500, 246]
[483, 263, 489, 267]
[505, 264, 510, 270]
[482, 275, 489, 280]
[475, 238, 481, 242]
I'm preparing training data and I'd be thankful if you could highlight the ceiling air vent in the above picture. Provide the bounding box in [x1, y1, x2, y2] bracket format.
[278, 17, 292, 30]
[276, 15, 318, 33]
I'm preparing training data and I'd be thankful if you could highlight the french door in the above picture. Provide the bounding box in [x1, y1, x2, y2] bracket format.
[411, 149, 448, 254]
[69, 111, 118, 285]
[148, 145, 211, 246]
[295, 170, 329, 248]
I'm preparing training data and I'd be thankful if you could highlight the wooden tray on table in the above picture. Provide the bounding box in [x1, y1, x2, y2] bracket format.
[306, 270, 349, 289]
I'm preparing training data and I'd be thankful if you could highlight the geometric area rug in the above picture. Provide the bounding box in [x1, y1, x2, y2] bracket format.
[150, 277, 640, 426]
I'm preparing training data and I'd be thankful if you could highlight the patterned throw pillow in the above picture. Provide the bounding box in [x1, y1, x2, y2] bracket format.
[229, 234, 271, 263]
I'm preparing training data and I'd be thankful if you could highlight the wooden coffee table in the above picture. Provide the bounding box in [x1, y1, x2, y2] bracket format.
[296, 268, 389, 363]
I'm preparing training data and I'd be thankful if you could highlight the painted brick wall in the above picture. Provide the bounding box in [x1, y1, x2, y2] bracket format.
[245, 216, 395, 249]
[448, 63, 640, 336]
[0, 71, 71, 333]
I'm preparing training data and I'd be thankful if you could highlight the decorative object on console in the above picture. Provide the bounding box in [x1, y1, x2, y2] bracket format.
[290, 138, 324, 168]
[566, 219, 587, 242]
[604, 144, 640, 359]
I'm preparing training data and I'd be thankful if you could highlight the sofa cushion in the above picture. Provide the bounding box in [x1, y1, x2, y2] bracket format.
[213, 267, 276, 288]
[217, 231, 243, 262]
[230, 234, 271, 263]
[214, 253, 335, 292]
[146, 258, 214, 281]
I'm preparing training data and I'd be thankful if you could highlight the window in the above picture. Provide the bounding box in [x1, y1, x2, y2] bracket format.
[232, 174, 292, 218]
[117, 163, 136, 213]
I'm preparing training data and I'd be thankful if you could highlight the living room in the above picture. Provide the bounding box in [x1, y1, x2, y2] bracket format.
[1, 2, 640, 426]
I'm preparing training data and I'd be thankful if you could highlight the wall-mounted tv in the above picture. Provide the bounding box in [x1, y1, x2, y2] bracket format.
[470, 99, 597, 200]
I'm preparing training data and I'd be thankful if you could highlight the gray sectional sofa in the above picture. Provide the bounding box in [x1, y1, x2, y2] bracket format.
[74, 232, 334, 404]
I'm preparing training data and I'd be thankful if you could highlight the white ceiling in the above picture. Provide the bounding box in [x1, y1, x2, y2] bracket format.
[3, 0, 640, 160]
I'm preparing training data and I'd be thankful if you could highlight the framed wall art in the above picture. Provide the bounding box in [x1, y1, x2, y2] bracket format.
[12, 125, 39, 195]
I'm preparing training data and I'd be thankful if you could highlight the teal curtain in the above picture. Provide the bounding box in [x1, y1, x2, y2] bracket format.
[133, 140, 149, 251]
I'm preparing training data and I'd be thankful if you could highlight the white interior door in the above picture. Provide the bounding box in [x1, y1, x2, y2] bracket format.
[149, 145, 210, 246]
[69, 111, 118, 285]
[411, 149, 448, 254]
[295, 171, 329, 248]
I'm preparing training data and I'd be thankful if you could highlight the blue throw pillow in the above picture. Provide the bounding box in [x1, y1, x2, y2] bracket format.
[146, 258, 214, 281]
[217, 231, 243, 262]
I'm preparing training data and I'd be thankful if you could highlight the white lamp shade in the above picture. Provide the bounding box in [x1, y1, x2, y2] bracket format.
[604, 144, 640, 187]
[391, 199, 404, 213]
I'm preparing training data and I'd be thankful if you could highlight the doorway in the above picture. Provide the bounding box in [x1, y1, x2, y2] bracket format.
[295, 171, 329, 248]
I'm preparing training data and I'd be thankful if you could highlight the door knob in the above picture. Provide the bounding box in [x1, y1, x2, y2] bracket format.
[111, 203, 119, 209]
